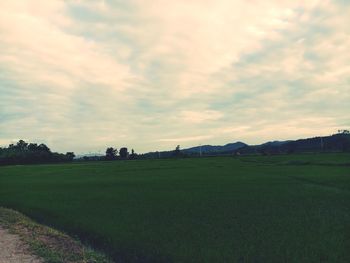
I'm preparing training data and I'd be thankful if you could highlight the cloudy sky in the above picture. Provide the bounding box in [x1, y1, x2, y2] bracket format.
[0, 0, 349, 154]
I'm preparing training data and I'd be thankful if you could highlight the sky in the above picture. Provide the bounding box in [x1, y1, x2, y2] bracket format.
[0, 0, 349, 154]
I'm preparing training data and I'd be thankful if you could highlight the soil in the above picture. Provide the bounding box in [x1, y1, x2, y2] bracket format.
[0, 226, 43, 263]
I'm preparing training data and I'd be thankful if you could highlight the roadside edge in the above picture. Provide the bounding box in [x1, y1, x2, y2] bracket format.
[0, 207, 113, 263]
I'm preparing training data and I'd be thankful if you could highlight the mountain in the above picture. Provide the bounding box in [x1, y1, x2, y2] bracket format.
[183, 142, 247, 154]
[141, 142, 247, 158]
[260, 140, 291, 147]
[141, 132, 350, 159]
[236, 133, 350, 155]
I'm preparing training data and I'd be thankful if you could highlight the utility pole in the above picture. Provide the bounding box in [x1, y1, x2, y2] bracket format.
[199, 144, 202, 157]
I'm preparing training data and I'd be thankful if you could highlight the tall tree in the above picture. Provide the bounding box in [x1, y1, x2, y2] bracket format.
[105, 147, 117, 160]
[119, 147, 129, 159]
[129, 149, 137, 159]
[16, 140, 28, 151]
[0, 140, 74, 165]
[65, 152, 75, 161]
[174, 145, 181, 157]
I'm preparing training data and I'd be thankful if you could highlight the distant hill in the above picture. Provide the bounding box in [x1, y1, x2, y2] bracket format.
[141, 133, 350, 159]
[237, 133, 350, 155]
[141, 141, 247, 158]
[260, 140, 291, 147]
[183, 142, 247, 154]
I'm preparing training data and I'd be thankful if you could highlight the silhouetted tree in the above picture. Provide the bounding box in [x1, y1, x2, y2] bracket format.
[38, 143, 50, 152]
[65, 152, 75, 161]
[174, 145, 181, 157]
[105, 147, 117, 160]
[129, 149, 137, 159]
[0, 140, 74, 165]
[28, 143, 38, 151]
[16, 140, 28, 151]
[119, 147, 129, 159]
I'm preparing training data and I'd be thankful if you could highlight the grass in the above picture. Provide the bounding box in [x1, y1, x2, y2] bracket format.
[0, 207, 111, 263]
[0, 153, 350, 262]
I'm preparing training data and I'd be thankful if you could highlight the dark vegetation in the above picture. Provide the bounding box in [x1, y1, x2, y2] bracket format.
[182, 141, 246, 155]
[142, 132, 350, 158]
[105, 147, 134, 160]
[0, 140, 75, 165]
[105, 147, 118, 160]
[1, 132, 349, 166]
[237, 132, 350, 155]
[0, 153, 350, 262]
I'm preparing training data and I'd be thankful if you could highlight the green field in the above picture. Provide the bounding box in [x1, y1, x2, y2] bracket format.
[0, 153, 350, 262]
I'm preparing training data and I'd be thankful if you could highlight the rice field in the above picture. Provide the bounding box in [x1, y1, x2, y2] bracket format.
[0, 153, 349, 262]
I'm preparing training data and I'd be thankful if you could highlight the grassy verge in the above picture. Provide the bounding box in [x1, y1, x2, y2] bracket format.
[0, 207, 112, 263]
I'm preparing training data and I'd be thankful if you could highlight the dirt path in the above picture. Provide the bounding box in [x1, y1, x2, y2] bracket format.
[0, 226, 43, 263]
[0, 207, 112, 263]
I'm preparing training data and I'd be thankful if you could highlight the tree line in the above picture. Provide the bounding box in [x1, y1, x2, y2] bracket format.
[0, 140, 75, 165]
[2, 132, 349, 166]
[105, 147, 137, 160]
[0, 139, 141, 165]
[76, 147, 138, 162]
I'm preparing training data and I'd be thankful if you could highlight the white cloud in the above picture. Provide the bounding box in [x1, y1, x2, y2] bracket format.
[0, 1, 133, 91]
[158, 135, 213, 143]
[179, 110, 223, 124]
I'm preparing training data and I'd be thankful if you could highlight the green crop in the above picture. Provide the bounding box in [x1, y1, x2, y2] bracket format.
[1, 153, 349, 262]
